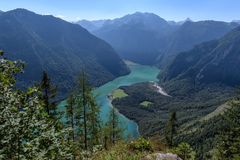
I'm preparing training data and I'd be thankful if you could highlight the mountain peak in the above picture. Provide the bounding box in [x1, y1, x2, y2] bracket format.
[124, 12, 165, 21]
[9, 8, 34, 14]
[185, 17, 192, 22]
[115, 11, 168, 28]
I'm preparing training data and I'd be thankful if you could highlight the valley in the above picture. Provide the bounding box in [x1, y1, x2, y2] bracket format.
[59, 61, 161, 138]
[1, 2, 240, 159]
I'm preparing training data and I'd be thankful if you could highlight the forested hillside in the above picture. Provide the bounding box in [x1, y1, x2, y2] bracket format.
[161, 26, 240, 86]
[0, 9, 129, 98]
[79, 13, 238, 67]
[112, 26, 240, 159]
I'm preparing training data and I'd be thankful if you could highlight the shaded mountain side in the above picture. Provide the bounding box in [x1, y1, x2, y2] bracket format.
[112, 26, 240, 159]
[161, 26, 240, 87]
[79, 14, 238, 66]
[0, 9, 129, 98]
[157, 21, 239, 68]
[79, 12, 177, 65]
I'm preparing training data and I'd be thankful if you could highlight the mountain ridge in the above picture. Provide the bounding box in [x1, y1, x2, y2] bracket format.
[0, 8, 130, 98]
[161, 26, 240, 86]
[78, 13, 238, 66]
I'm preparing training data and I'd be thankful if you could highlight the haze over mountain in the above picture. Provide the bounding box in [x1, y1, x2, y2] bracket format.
[78, 12, 176, 64]
[161, 26, 240, 87]
[78, 13, 239, 67]
[0, 9, 129, 98]
[157, 20, 239, 67]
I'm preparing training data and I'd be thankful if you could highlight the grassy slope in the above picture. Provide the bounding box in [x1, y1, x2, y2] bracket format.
[111, 89, 128, 100]
[140, 101, 153, 107]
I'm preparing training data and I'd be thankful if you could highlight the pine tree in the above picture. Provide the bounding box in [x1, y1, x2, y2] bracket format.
[165, 111, 177, 146]
[75, 71, 101, 150]
[66, 93, 75, 141]
[40, 71, 57, 116]
[107, 106, 123, 144]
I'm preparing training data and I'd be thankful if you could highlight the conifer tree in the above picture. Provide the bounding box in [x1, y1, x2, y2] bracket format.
[40, 71, 57, 116]
[75, 71, 101, 150]
[165, 111, 177, 146]
[66, 93, 75, 141]
[107, 106, 123, 144]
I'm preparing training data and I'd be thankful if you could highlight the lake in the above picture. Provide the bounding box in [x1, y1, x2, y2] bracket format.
[58, 61, 160, 138]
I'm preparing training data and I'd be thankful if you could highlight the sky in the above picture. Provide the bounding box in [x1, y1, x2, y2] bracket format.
[0, 0, 239, 22]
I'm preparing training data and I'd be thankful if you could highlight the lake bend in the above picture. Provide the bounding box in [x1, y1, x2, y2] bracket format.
[58, 61, 160, 138]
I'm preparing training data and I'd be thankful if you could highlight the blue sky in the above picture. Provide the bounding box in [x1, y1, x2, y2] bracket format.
[0, 0, 239, 22]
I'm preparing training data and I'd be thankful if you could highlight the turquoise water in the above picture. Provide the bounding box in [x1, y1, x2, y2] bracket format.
[93, 62, 160, 138]
[58, 62, 160, 138]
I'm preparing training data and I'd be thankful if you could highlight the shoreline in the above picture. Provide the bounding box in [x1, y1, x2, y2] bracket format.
[107, 95, 141, 138]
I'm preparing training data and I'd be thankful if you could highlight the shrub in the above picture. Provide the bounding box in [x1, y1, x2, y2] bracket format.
[170, 142, 196, 160]
[129, 137, 153, 152]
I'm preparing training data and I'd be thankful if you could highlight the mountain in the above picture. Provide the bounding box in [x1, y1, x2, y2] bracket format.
[157, 20, 239, 67]
[77, 19, 108, 32]
[168, 18, 192, 26]
[79, 14, 238, 66]
[232, 20, 240, 24]
[80, 12, 176, 65]
[0, 9, 129, 98]
[161, 26, 240, 86]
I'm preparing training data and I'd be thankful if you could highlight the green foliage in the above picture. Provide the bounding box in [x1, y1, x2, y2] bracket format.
[40, 71, 57, 116]
[65, 71, 102, 151]
[92, 141, 150, 160]
[171, 142, 196, 160]
[140, 101, 153, 107]
[111, 89, 128, 100]
[0, 51, 73, 159]
[129, 137, 153, 152]
[213, 98, 240, 160]
[165, 112, 178, 146]
[106, 106, 124, 145]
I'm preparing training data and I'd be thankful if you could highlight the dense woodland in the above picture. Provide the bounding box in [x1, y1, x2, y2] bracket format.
[1, 49, 240, 159]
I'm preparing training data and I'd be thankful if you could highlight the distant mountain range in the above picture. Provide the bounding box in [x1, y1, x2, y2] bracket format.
[161, 26, 240, 87]
[78, 12, 176, 64]
[167, 18, 192, 26]
[78, 12, 239, 66]
[157, 20, 239, 67]
[232, 20, 240, 24]
[0, 9, 129, 98]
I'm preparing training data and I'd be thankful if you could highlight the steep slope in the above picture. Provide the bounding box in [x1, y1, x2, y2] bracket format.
[161, 26, 240, 87]
[80, 15, 238, 67]
[81, 12, 176, 65]
[158, 21, 239, 67]
[112, 27, 240, 158]
[0, 9, 129, 98]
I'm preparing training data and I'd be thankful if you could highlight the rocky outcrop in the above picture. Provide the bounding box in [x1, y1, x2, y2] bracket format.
[143, 153, 182, 160]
